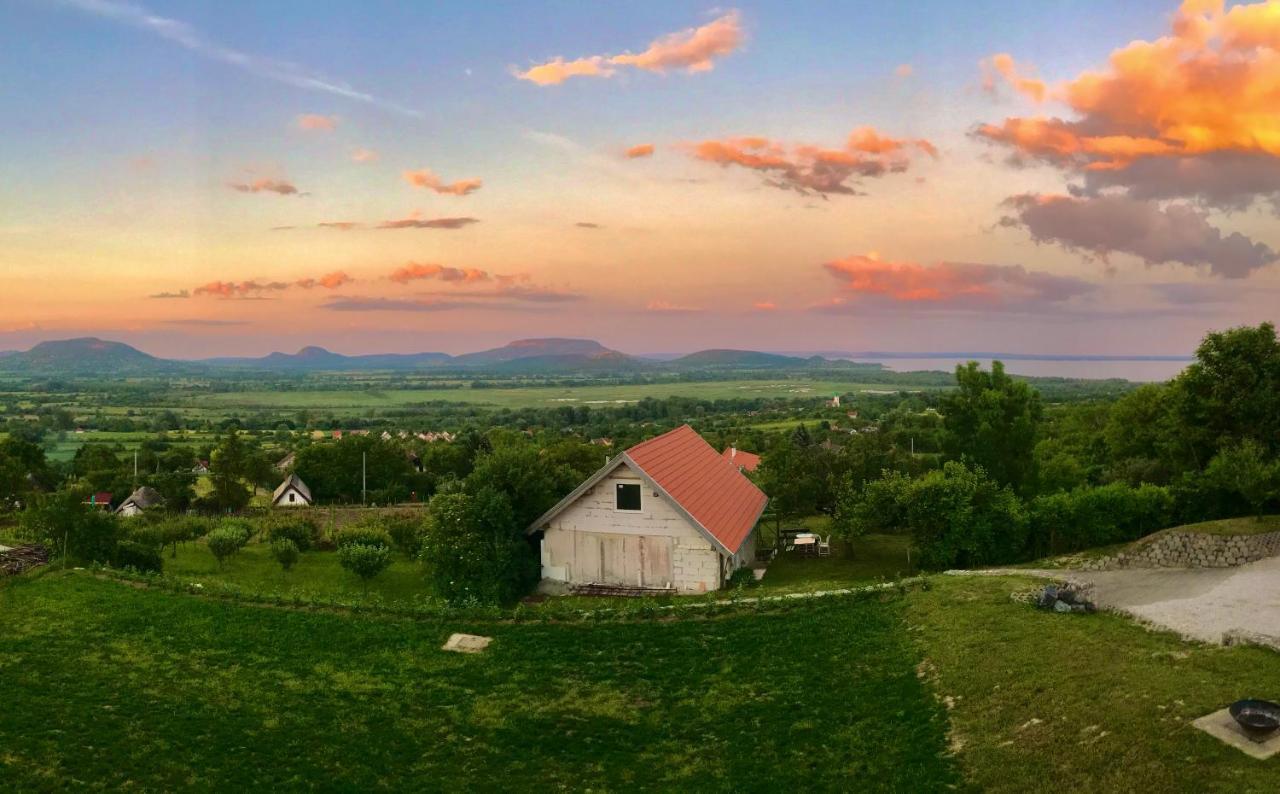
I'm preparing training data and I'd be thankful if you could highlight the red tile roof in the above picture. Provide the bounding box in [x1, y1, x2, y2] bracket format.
[721, 446, 761, 473]
[625, 425, 767, 554]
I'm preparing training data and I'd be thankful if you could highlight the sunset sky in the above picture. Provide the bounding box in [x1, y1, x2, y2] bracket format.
[3, 0, 1279, 357]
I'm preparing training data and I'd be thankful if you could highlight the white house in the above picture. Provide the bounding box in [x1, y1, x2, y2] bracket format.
[527, 425, 768, 593]
[115, 486, 163, 517]
[272, 474, 312, 507]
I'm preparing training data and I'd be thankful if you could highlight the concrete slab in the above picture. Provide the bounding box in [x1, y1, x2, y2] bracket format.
[1192, 708, 1280, 760]
[1073, 555, 1280, 643]
[442, 633, 491, 654]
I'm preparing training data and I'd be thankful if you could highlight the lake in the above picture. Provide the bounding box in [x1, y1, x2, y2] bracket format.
[849, 357, 1190, 382]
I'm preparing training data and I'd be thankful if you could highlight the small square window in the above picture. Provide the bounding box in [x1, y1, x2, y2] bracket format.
[616, 483, 641, 511]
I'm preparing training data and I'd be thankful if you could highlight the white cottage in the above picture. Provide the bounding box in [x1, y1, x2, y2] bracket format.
[527, 425, 767, 593]
[272, 473, 312, 507]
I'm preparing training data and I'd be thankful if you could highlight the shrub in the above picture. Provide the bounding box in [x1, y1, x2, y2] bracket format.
[206, 526, 248, 568]
[338, 542, 392, 588]
[420, 487, 537, 605]
[125, 524, 167, 549]
[266, 515, 319, 551]
[725, 566, 757, 589]
[18, 492, 121, 564]
[271, 538, 300, 571]
[218, 519, 254, 545]
[382, 514, 426, 556]
[335, 524, 392, 550]
[113, 540, 163, 574]
[1028, 482, 1175, 555]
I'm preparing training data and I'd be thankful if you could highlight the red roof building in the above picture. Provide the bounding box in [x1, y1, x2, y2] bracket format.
[721, 446, 762, 473]
[528, 425, 768, 593]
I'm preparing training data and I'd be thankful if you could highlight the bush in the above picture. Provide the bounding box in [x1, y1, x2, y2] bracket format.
[266, 515, 319, 551]
[125, 524, 167, 550]
[420, 487, 537, 605]
[271, 538, 300, 571]
[113, 540, 163, 574]
[338, 542, 392, 588]
[18, 492, 121, 564]
[382, 514, 426, 556]
[335, 524, 392, 550]
[206, 526, 248, 567]
[1029, 482, 1175, 555]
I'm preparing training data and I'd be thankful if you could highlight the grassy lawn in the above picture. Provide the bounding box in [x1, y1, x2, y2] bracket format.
[908, 574, 1280, 791]
[183, 378, 943, 412]
[759, 534, 917, 593]
[0, 573, 960, 791]
[164, 538, 431, 604]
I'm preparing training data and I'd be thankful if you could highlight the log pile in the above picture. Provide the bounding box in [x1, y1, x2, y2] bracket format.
[0, 544, 49, 576]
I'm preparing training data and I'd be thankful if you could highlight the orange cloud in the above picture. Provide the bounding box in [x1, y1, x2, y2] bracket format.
[388, 263, 493, 285]
[376, 214, 479, 230]
[228, 178, 299, 196]
[981, 53, 1047, 102]
[821, 254, 1095, 309]
[625, 143, 655, 159]
[976, 1, 1280, 208]
[295, 271, 354, 289]
[689, 129, 937, 196]
[193, 280, 290, 298]
[351, 148, 378, 163]
[402, 168, 483, 196]
[515, 11, 743, 85]
[296, 114, 338, 131]
[752, 301, 777, 311]
[317, 221, 362, 230]
[894, 63, 914, 78]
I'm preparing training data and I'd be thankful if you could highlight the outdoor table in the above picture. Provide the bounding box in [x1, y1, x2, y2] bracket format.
[793, 533, 818, 557]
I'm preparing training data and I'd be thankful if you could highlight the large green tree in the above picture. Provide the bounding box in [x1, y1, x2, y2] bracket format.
[941, 361, 1042, 492]
[1174, 322, 1280, 463]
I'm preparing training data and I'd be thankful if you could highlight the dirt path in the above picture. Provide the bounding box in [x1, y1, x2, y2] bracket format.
[1072, 555, 1280, 644]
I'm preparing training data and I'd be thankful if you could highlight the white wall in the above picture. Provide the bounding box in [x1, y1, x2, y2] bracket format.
[540, 462, 725, 593]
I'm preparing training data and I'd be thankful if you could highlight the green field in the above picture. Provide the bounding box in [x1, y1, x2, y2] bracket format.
[179, 378, 934, 412]
[0, 573, 958, 791]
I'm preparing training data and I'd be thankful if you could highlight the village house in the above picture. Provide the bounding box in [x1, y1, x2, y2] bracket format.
[272, 473, 312, 507]
[527, 425, 767, 593]
[83, 491, 113, 510]
[115, 486, 163, 517]
[721, 446, 761, 473]
[191, 460, 209, 475]
[274, 452, 295, 472]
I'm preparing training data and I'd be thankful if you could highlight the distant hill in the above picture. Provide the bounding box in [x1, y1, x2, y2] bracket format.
[205, 346, 452, 371]
[0, 337, 171, 375]
[453, 338, 621, 365]
[671, 349, 805, 369]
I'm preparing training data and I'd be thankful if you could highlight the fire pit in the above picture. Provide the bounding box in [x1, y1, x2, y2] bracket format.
[1229, 699, 1280, 739]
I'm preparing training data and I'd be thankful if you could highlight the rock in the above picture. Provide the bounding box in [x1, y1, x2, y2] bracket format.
[1053, 600, 1073, 614]
[1037, 585, 1059, 610]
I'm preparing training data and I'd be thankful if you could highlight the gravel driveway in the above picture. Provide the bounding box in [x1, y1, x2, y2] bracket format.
[1072, 555, 1280, 644]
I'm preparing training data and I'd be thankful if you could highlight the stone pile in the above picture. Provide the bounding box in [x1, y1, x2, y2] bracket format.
[1036, 582, 1097, 614]
[1078, 529, 1280, 571]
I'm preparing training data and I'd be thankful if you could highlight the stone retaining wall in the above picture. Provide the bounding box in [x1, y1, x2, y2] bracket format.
[1077, 530, 1280, 571]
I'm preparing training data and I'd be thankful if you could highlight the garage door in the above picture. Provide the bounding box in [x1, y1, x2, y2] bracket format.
[568, 532, 672, 588]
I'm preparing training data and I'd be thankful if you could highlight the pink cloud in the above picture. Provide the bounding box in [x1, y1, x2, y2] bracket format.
[351, 148, 378, 163]
[752, 300, 777, 311]
[388, 263, 493, 284]
[515, 11, 744, 85]
[296, 114, 339, 131]
[402, 168, 483, 196]
[646, 299, 702, 313]
[821, 254, 1095, 309]
[625, 143, 656, 159]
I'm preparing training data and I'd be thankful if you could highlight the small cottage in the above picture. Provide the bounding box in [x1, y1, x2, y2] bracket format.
[527, 425, 767, 593]
[274, 452, 295, 472]
[272, 473, 312, 507]
[116, 486, 163, 517]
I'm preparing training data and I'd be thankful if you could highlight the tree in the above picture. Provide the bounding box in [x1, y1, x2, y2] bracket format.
[465, 443, 569, 529]
[271, 538, 301, 571]
[1175, 322, 1280, 463]
[338, 542, 392, 591]
[208, 428, 251, 512]
[206, 525, 248, 568]
[941, 361, 1042, 492]
[1204, 439, 1279, 520]
[756, 438, 822, 542]
[293, 436, 416, 504]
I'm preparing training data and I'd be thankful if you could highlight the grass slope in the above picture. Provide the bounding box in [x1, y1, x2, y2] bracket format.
[0, 574, 959, 791]
[909, 575, 1280, 791]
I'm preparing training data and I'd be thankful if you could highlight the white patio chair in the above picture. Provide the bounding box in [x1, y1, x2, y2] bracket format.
[817, 535, 832, 557]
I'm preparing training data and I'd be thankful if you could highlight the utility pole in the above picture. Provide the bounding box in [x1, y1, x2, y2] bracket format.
[133, 451, 138, 487]
[362, 451, 367, 506]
